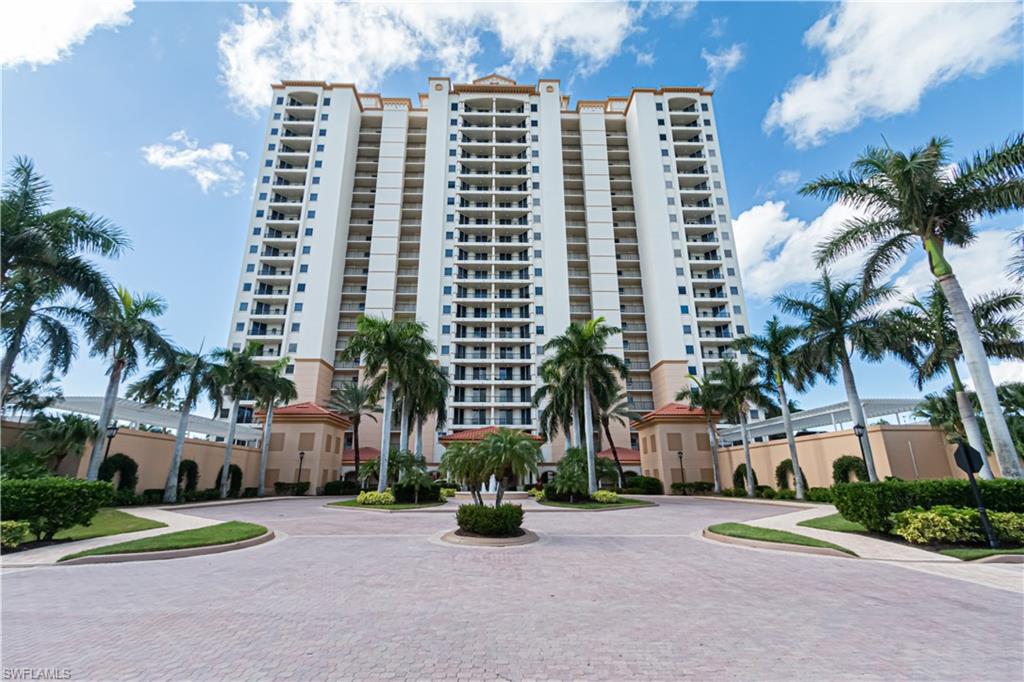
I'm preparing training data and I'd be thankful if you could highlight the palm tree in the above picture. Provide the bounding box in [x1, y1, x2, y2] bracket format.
[885, 284, 1024, 479]
[2, 374, 62, 419]
[82, 287, 169, 480]
[541, 317, 629, 495]
[775, 273, 891, 482]
[679, 379, 727, 493]
[440, 442, 488, 505]
[338, 316, 433, 492]
[127, 344, 222, 502]
[211, 343, 263, 499]
[709, 360, 775, 497]
[593, 387, 634, 487]
[734, 317, 809, 499]
[805, 134, 1024, 478]
[329, 381, 382, 483]
[408, 364, 449, 459]
[533, 362, 579, 448]
[1, 157, 128, 399]
[478, 428, 541, 506]
[1009, 229, 1024, 284]
[914, 389, 971, 444]
[23, 412, 98, 472]
[252, 358, 298, 497]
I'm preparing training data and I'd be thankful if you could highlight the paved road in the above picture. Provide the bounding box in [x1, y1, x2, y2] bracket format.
[2, 497, 1021, 681]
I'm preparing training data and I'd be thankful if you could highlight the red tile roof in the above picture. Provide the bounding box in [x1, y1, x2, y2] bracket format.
[632, 402, 712, 427]
[598, 447, 641, 464]
[342, 447, 380, 464]
[267, 402, 351, 428]
[439, 426, 545, 444]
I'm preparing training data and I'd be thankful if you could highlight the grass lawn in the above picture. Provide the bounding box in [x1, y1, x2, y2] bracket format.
[60, 522, 267, 561]
[708, 522, 857, 556]
[539, 499, 657, 510]
[938, 547, 1024, 561]
[797, 513, 868, 534]
[53, 508, 166, 542]
[328, 500, 447, 511]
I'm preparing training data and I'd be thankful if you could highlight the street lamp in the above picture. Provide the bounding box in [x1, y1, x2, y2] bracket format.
[102, 425, 120, 462]
[852, 423, 868, 470]
[297, 451, 305, 483]
[677, 450, 685, 485]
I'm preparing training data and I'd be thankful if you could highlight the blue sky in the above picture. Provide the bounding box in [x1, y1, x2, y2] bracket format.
[3, 1, 1023, 414]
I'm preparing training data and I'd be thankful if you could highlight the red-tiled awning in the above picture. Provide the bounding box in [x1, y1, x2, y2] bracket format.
[632, 402, 713, 428]
[439, 426, 545, 445]
[342, 447, 380, 465]
[598, 447, 641, 465]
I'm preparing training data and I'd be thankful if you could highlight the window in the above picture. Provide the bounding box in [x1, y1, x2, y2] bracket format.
[737, 325, 745, 334]
[447, 197, 455, 205]
[701, 103, 708, 111]
[239, 302, 248, 311]
[297, 283, 306, 292]
[665, 181, 672, 188]
[252, 227, 262, 235]
[657, 118, 665, 125]
[441, 345, 449, 355]
[445, 231, 454, 239]
[733, 305, 741, 314]
[532, 165, 540, 173]
[255, 210, 265, 217]
[284, 364, 294, 375]
[258, 192, 267, 200]
[441, 325, 450, 334]
[711, 165, 719, 173]
[243, 283, 252, 291]
[730, 286, 739, 295]
[249, 245, 258, 254]
[688, 367, 697, 376]
[448, 149, 456, 157]
[273, 113, 281, 120]
[727, 267, 736, 276]
[663, 164, 671, 172]
[444, 249, 453, 257]
[270, 128, 279, 136]
[291, 323, 300, 332]
[232, 343, 241, 351]
[703, 119, 711, 126]
[531, 135, 539, 142]
[533, 215, 541, 223]
[655, 102, 664, 111]
[680, 305, 689, 314]
[716, 198, 724, 205]
[320, 113, 328, 121]
[276, 96, 284, 105]
[682, 324, 692, 334]
[685, 345, 694, 354]
[444, 267, 452, 276]
[706, 134, 714, 141]
[323, 97, 331, 106]
[442, 304, 451, 314]
[660, 149, 669, 157]
[261, 176, 270, 184]
[749, 409, 759, 419]
[531, 104, 538, 112]
[534, 249, 542, 257]
[302, 246, 311, 254]
[264, 160, 272, 167]
[721, 231, 730, 240]
[245, 264, 255, 272]
[673, 249, 682, 257]
[533, 232, 542, 240]
[294, 303, 304, 312]
[443, 286, 451, 294]
[447, 180, 455, 188]
[288, 343, 297, 353]
[724, 249, 732, 258]
[534, 267, 543, 276]
[677, 286, 687, 294]
[675, 267, 685, 275]
[709, 149, 717, 157]
[668, 214, 678, 222]
[299, 264, 309, 273]
[316, 144, 325, 152]
[531, 150, 539, 157]
[449, 133, 456, 141]
[667, 198, 676, 205]
[314, 160, 322, 168]
[307, 210, 316, 219]
[531, 121, 537, 127]
[451, 103, 458, 111]
[713, 181, 722, 189]
[235, 322, 245, 331]
[309, 193, 318, 201]
[268, 143, 276, 151]
[446, 214, 454, 222]
[450, 118, 457, 125]
[532, 181, 540, 189]
[318, 129, 327, 136]
[312, 176, 320, 184]
[304, 228, 313, 236]
[659, 134, 666, 141]
[448, 164, 456, 172]
[537, 325, 545, 335]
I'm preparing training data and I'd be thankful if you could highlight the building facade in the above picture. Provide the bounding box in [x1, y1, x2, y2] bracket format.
[226, 75, 751, 467]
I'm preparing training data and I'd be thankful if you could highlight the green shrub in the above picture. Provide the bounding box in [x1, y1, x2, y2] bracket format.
[1, 520, 31, 549]
[215, 464, 243, 497]
[323, 479, 361, 495]
[241, 487, 258, 498]
[687, 481, 715, 494]
[98, 453, 138, 492]
[774, 488, 796, 500]
[544, 482, 589, 503]
[141, 488, 164, 504]
[720, 487, 749, 497]
[177, 459, 199, 492]
[732, 464, 757, 490]
[1, 447, 51, 480]
[775, 459, 807, 490]
[832, 478, 1024, 533]
[891, 506, 985, 545]
[180, 488, 220, 503]
[1, 478, 114, 540]
[393, 481, 442, 504]
[832, 455, 869, 485]
[273, 481, 310, 496]
[804, 487, 834, 503]
[592, 490, 620, 504]
[456, 503, 524, 537]
[991, 511, 1024, 544]
[628, 475, 664, 495]
[670, 482, 686, 493]
[440, 487, 458, 500]
[356, 490, 395, 505]
[760, 488, 777, 499]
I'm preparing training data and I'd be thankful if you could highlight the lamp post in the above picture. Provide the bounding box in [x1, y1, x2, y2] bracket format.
[677, 450, 685, 485]
[297, 450, 305, 483]
[852, 423, 868, 471]
[102, 425, 119, 462]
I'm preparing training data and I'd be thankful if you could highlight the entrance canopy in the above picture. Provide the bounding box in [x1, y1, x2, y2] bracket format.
[717, 398, 922, 442]
[54, 396, 263, 441]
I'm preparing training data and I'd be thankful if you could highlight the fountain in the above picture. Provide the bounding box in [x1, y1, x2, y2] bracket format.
[453, 474, 530, 503]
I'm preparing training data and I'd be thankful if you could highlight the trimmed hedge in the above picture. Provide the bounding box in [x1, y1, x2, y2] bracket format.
[732, 464, 758, 490]
[215, 464, 243, 497]
[832, 456, 869, 485]
[274, 481, 310, 496]
[323, 479, 361, 495]
[671, 481, 715, 495]
[805, 487, 834, 504]
[178, 459, 199, 492]
[98, 453, 138, 492]
[181, 488, 220, 503]
[775, 459, 807, 490]
[393, 481, 442, 504]
[624, 475, 663, 495]
[456, 503, 524, 537]
[1, 478, 114, 540]
[832, 479, 1024, 533]
[544, 482, 587, 503]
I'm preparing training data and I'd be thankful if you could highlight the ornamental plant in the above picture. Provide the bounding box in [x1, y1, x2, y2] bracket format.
[356, 490, 395, 506]
[592, 490, 619, 504]
[0, 478, 113, 540]
[1, 520, 31, 549]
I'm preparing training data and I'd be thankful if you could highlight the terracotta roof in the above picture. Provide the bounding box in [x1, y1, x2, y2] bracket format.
[439, 426, 545, 444]
[342, 447, 380, 464]
[598, 447, 641, 464]
[632, 402, 712, 427]
[268, 402, 350, 428]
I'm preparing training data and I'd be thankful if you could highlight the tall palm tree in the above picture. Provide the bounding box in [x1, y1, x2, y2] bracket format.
[440, 442, 487, 505]
[394, 354, 441, 452]
[775, 273, 891, 482]
[1, 157, 128, 400]
[885, 284, 1024, 479]
[252, 358, 298, 497]
[542, 317, 628, 495]
[408, 364, 449, 459]
[338, 316, 432, 492]
[734, 317, 809, 499]
[1009, 229, 1024, 284]
[211, 343, 263, 498]
[914, 388, 971, 445]
[128, 344, 222, 502]
[593, 386, 634, 487]
[708, 360, 775, 497]
[533, 362, 579, 448]
[82, 287, 169, 480]
[478, 428, 541, 506]
[677, 377, 724, 493]
[805, 134, 1024, 478]
[329, 381, 382, 483]
[23, 412, 98, 472]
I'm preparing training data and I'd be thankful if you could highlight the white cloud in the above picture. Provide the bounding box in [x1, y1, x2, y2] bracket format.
[707, 16, 727, 38]
[1, 0, 134, 68]
[890, 229, 1020, 302]
[141, 131, 248, 196]
[700, 43, 744, 90]
[775, 170, 800, 187]
[635, 51, 655, 67]
[764, 2, 1023, 148]
[219, 1, 643, 115]
[968, 360, 1024, 390]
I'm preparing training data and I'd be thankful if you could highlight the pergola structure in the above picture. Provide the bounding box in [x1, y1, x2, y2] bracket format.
[716, 398, 923, 443]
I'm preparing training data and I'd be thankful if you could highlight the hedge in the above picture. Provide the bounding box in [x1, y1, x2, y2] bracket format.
[1, 478, 114, 540]
[891, 505, 1024, 545]
[805, 487, 834, 504]
[671, 481, 715, 495]
[832, 456, 869, 485]
[623, 475, 663, 495]
[832, 478, 1024, 533]
[393, 481, 442, 504]
[273, 481, 310, 496]
[215, 464, 243, 497]
[98, 453, 138, 492]
[544, 482, 587, 503]
[775, 459, 807, 491]
[732, 464, 757, 490]
[323, 479, 361, 495]
[1, 520, 31, 549]
[456, 503, 524, 537]
[177, 459, 199, 492]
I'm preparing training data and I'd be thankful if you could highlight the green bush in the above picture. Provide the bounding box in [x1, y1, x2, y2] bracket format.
[241, 487, 258, 498]
[273, 481, 310, 496]
[141, 488, 164, 504]
[356, 490, 395, 505]
[1, 447, 51, 480]
[832, 478, 1024, 533]
[670, 482, 686, 493]
[891, 506, 985, 545]
[592, 490, 620, 504]
[323, 479, 361, 495]
[177, 459, 199, 492]
[1, 520, 31, 549]
[393, 481, 442, 504]
[804, 487, 834, 503]
[732, 464, 758, 490]
[671, 481, 714, 495]
[98, 453, 138, 492]
[628, 475, 664, 495]
[775, 459, 807, 490]
[760, 488, 777, 499]
[720, 487, 749, 497]
[774, 488, 797, 500]
[181, 488, 219, 503]
[1, 478, 114, 540]
[215, 464, 243, 497]
[832, 455, 869, 485]
[543, 482, 588, 503]
[456, 503, 524, 537]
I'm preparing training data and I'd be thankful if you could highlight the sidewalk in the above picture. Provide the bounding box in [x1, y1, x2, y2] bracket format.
[2, 507, 220, 567]
[742, 504, 1024, 594]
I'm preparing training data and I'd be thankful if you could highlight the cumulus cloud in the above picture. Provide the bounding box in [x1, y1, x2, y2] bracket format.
[635, 50, 655, 67]
[707, 16, 727, 38]
[701, 43, 744, 90]
[968, 360, 1024, 390]
[1, 0, 134, 68]
[219, 1, 643, 115]
[764, 2, 1023, 148]
[141, 131, 248, 195]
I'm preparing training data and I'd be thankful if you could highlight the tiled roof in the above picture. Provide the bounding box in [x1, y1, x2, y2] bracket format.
[268, 402, 350, 427]
[632, 402, 712, 426]
[439, 426, 545, 444]
[598, 447, 641, 464]
[342, 447, 380, 464]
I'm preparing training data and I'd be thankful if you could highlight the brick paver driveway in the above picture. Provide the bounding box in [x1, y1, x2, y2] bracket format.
[3, 497, 1021, 681]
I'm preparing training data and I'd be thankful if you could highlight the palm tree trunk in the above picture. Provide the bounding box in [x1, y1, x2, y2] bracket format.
[571, 401, 581, 448]
[414, 417, 425, 458]
[257, 403, 275, 497]
[377, 379, 394, 492]
[582, 385, 597, 495]
[0, 316, 29, 402]
[776, 377, 805, 500]
[495, 481, 504, 507]
[840, 355, 879, 482]
[163, 401, 191, 503]
[86, 359, 124, 480]
[219, 400, 239, 499]
[948, 362, 992, 479]
[601, 418, 626, 487]
[398, 396, 412, 452]
[705, 417, 722, 493]
[352, 417, 361, 489]
[739, 409, 755, 497]
[938, 273, 1021, 478]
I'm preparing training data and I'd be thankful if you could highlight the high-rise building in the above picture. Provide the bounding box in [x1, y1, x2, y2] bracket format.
[227, 74, 750, 470]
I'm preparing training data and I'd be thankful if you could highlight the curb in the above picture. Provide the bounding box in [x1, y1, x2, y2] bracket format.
[686, 495, 820, 510]
[536, 502, 658, 512]
[702, 528, 853, 559]
[440, 529, 539, 547]
[323, 502, 448, 513]
[58, 530, 276, 565]
[970, 553, 1024, 564]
